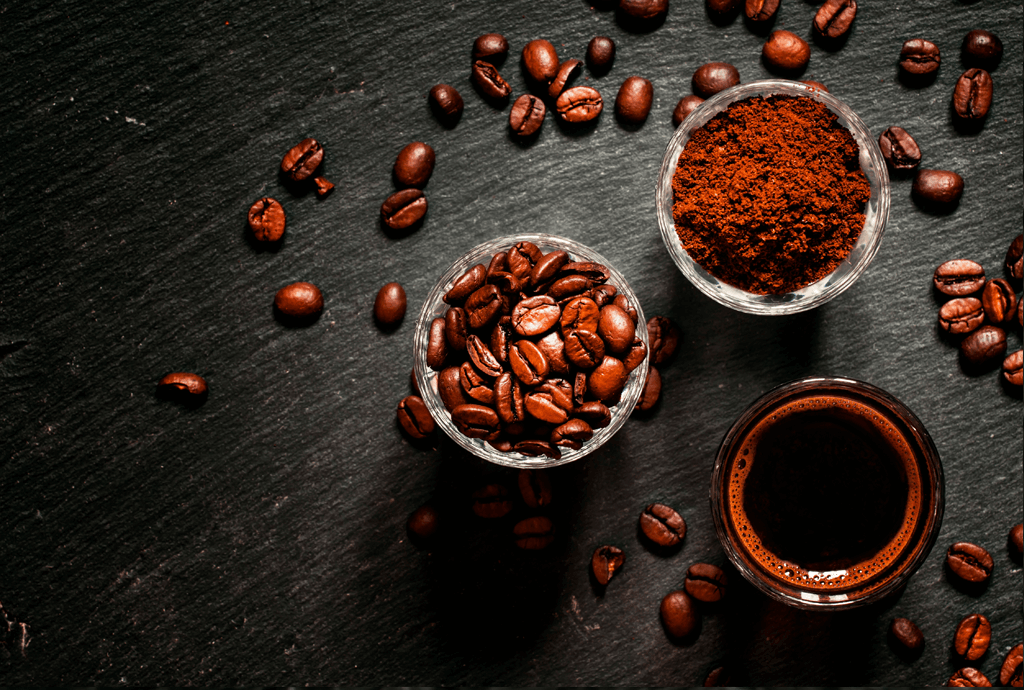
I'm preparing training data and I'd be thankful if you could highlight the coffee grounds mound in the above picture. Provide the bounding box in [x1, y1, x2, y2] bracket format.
[672, 94, 871, 295]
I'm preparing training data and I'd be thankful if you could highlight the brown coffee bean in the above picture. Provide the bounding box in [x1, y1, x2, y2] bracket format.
[706, 0, 739, 14]
[899, 39, 941, 75]
[466, 335, 503, 378]
[537, 379, 574, 412]
[1006, 234, 1023, 279]
[954, 68, 993, 120]
[587, 36, 616, 71]
[1011, 523, 1024, 558]
[429, 84, 464, 124]
[564, 329, 606, 371]
[451, 404, 500, 440]
[526, 392, 570, 425]
[536, 330, 570, 376]
[397, 395, 435, 439]
[275, 281, 323, 318]
[473, 33, 509, 63]
[438, 366, 469, 412]
[623, 337, 648, 373]
[444, 264, 487, 305]
[426, 317, 448, 370]
[381, 188, 427, 230]
[879, 126, 922, 171]
[157, 372, 208, 400]
[947, 542, 994, 583]
[939, 298, 984, 335]
[589, 356, 627, 404]
[561, 297, 601, 333]
[684, 563, 727, 602]
[393, 142, 435, 188]
[574, 401, 611, 429]
[612, 294, 637, 325]
[556, 86, 604, 123]
[529, 251, 569, 290]
[672, 95, 704, 127]
[508, 241, 543, 280]
[960, 326, 1007, 366]
[247, 197, 285, 242]
[660, 590, 698, 638]
[982, 279, 1016, 324]
[962, 30, 1003, 70]
[598, 304, 636, 355]
[549, 59, 583, 99]
[465, 284, 503, 329]
[460, 362, 495, 405]
[813, 0, 857, 39]
[562, 261, 611, 283]
[640, 503, 686, 546]
[472, 60, 512, 99]
[509, 339, 550, 386]
[374, 282, 406, 327]
[510, 94, 546, 137]
[692, 62, 739, 98]
[745, 0, 779, 21]
[514, 439, 561, 460]
[591, 545, 625, 585]
[913, 170, 964, 207]
[280, 138, 323, 181]
[762, 30, 810, 72]
[890, 617, 925, 652]
[615, 76, 654, 125]
[472, 484, 513, 518]
[514, 516, 554, 549]
[1001, 643, 1023, 687]
[313, 177, 334, 197]
[522, 39, 559, 84]
[1004, 350, 1023, 387]
[488, 271, 522, 295]
[407, 504, 438, 538]
[551, 418, 593, 450]
[948, 667, 991, 687]
[934, 260, 985, 297]
[549, 274, 593, 301]
[519, 468, 553, 508]
[954, 614, 991, 661]
[511, 295, 560, 336]
[647, 316, 680, 365]
[636, 366, 661, 412]
[444, 307, 468, 352]
[494, 372, 526, 425]
[620, 0, 668, 19]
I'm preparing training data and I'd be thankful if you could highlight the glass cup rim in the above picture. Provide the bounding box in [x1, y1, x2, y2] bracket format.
[656, 79, 891, 316]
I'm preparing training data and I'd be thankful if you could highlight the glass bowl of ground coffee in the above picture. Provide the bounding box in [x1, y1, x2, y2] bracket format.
[413, 234, 649, 469]
[657, 80, 890, 315]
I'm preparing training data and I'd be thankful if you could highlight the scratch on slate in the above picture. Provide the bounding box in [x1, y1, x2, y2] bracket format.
[569, 595, 600, 633]
[0, 340, 28, 361]
[0, 600, 30, 658]
[125, 116, 146, 127]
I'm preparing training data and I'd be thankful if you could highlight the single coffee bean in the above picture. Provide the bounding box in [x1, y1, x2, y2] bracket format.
[491, 317, 513, 364]
[640, 503, 687, 546]
[397, 395, 435, 439]
[451, 403, 501, 440]
[507, 241, 543, 280]
[672, 95, 704, 127]
[487, 270, 522, 295]
[879, 126, 922, 171]
[565, 329, 606, 370]
[509, 339, 550, 385]
[914, 169, 964, 207]
[472, 484, 513, 518]
[962, 30, 1003, 69]
[551, 418, 593, 450]
[157, 372, 208, 399]
[465, 284, 503, 329]
[537, 378, 574, 412]
[556, 86, 604, 123]
[587, 36, 616, 71]
[947, 667, 991, 687]
[550, 275, 593, 302]
[313, 177, 334, 197]
[939, 298, 985, 335]
[561, 261, 611, 283]
[953, 68, 993, 120]
[429, 84, 464, 124]
[982, 279, 1016, 324]
[899, 39, 941, 75]
[960, 325, 1007, 366]
[947, 542, 994, 583]
[247, 197, 286, 242]
[460, 362, 495, 405]
[706, 0, 739, 14]
[1004, 350, 1023, 387]
[660, 590, 698, 638]
[934, 260, 985, 297]
[684, 563, 727, 603]
[1006, 234, 1023, 279]
[591, 283, 617, 307]
[612, 294, 638, 325]
[444, 307, 468, 351]
[381, 188, 428, 230]
[890, 617, 925, 652]
[636, 366, 661, 412]
[561, 297, 601, 333]
[514, 438, 561, 460]
[426, 317, 448, 370]
[526, 392, 570, 425]
[519, 468, 553, 508]
[813, 0, 857, 39]
[615, 76, 654, 125]
[647, 316, 680, 365]
[1001, 644, 1023, 687]
[393, 142, 435, 188]
[487, 251, 508, 278]
[438, 366, 469, 412]
[574, 401, 611, 429]
[374, 282, 406, 327]
[514, 516, 555, 549]
[591, 545, 625, 585]
[692, 62, 739, 99]
[494, 372, 526, 424]
[444, 265, 487, 305]
[623, 337, 648, 373]
[704, 666, 738, 687]
[762, 31, 810, 72]
[473, 33, 509, 63]
[511, 295, 560, 336]
[466, 335, 503, 378]
[954, 614, 991, 661]
[1011, 523, 1024, 557]
[598, 304, 636, 355]
[407, 504, 438, 537]
[620, 0, 668, 19]
[536, 330, 570, 376]
[589, 356, 627, 404]
[530, 251, 570, 289]
[471, 60, 512, 99]
[549, 59, 583, 99]
[522, 39, 559, 84]
[275, 281, 323, 318]
[509, 94, 546, 137]
[802, 79, 829, 92]
[280, 137, 323, 181]
[745, 0, 779, 21]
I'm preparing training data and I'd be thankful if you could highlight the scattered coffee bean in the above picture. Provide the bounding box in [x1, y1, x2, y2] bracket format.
[522, 39, 559, 84]
[962, 30, 1003, 70]
[953, 68, 993, 120]
[762, 31, 810, 72]
[947, 667, 991, 687]
[397, 395, 435, 439]
[913, 169, 964, 207]
[640, 503, 686, 546]
[890, 617, 925, 652]
[587, 36, 616, 71]
[549, 59, 583, 99]
[514, 516, 555, 549]
[280, 137, 323, 181]
[313, 177, 334, 197]
[660, 590, 698, 638]
[394, 142, 435, 188]
[591, 545, 625, 585]
[899, 39, 941, 75]
[1005, 234, 1023, 280]
[407, 504, 438, 538]
[374, 282, 407, 327]
[473, 33, 509, 63]
[939, 298, 985, 335]
[1004, 350, 1023, 387]
[960, 325, 1007, 366]
[472, 59, 512, 99]
[556, 85, 604, 123]
[247, 197, 286, 242]
[636, 366, 661, 412]
[954, 614, 991, 661]
[275, 281, 323, 318]
[519, 468, 553, 508]
[982, 279, 1016, 324]
[426, 317, 448, 370]
[157, 372, 208, 399]
[745, 0, 779, 21]
[684, 563, 727, 602]
[673, 95, 704, 126]
[1010, 523, 1024, 557]
[615, 76, 654, 125]
[381, 188, 428, 230]
[813, 0, 857, 40]
[947, 542, 994, 583]
[706, 0, 739, 13]
[647, 316, 680, 365]
[934, 260, 985, 297]
[620, 0, 668, 19]
[879, 127, 922, 171]
[692, 62, 739, 98]
[802, 80, 828, 92]
[1001, 644, 1023, 687]
[472, 484, 513, 518]
[704, 666, 737, 687]
[429, 84, 464, 124]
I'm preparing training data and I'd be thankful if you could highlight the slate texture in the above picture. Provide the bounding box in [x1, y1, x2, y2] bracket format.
[0, 0, 1021, 685]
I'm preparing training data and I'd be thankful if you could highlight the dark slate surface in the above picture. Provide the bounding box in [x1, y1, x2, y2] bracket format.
[1, 0, 1021, 684]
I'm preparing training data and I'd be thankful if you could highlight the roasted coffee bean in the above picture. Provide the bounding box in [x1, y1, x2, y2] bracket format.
[745, 0, 779, 21]
[802, 80, 828, 91]
[511, 295, 560, 336]
[636, 366, 661, 412]
[672, 95, 704, 127]
[514, 516, 555, 549]
[646, 316, 680, 365]
[393, 142, 435, 188]
[536, 331, 570, 376]
[444, 307, 468, 351]
[692, 62, 739, 99]
[438, 366, 469, 412]
[451, 404, 500, 440]
[953, 68, 993, 120]
[684, 563, 727, 603]
[460, 362, 496, 405]
[487, 251, 508, 278]
[762, 30, 810, 72]
[275, 281, 323, 318]
[280, 137, 323, 181]
[522, 39, 559, 84]
[556, 86, 604, 123]
[982, 279, 1016, 324]
[429, 84, 464, 124]
[525, 392, 569, 425]
[939, 298, 985, 335]
[472, 60, 512, 99]
[960, 326, 1007, 366]
[374, 282, 406, 327]
[530, 251, 569, 289]
[426, 317, 448, 370]
[879, 127, 922, 171]
[660, 590, 698, 638]
[494, 373, 526, 424]
[509, 339, 550, 385]
[551, 418, 593, 450]
[623, 337, 648, 372]
[704, 666, 738, 687]
[537, 378, 574, 412]
[381, 188, 428, 230]
[706, 0, 739, 14]
[508, 241, 543, 280]
[598, 304, 636, 355]
[565, 329, 606, 370]
[954, 614, 991, 661]
[962, 30, 1003, 69]
[1001, 644, 1023, 686]
[913, 170, 964, 207]
[620, 0, 668, 19]
[445, 264, 486, 305]
[247, 197, 286, 242]
[549, 59, 583, 99]
[947, 667, 991, 687]
[612, 294, 638, 325]
[640, 503, 686, 546]
[157, 372, 208, 400]
[510, 94, 546, 137]
[561, 297, 601, 333]
[549, 275, 592, 301]
[1010, 523, 1024, 557]
[519, 468, 553, 507]
[465, 284, 503, 329]
[514, 439, 561, 460]
[591, 545, 625, 585]
[591, 284, 617, 307]
[472, 484, 513, 518]
[899, 39, 941, 75]
[473, 33, 509, 63]
[587, 36, 616, 71]
[947, 542, 994, 583]
[574, 401, 611, 428]
[407, 504, 438, 537]
[313, 177, 334, 197]
[1004, 350, 1023, 387]
[813, 0, 857, 39]
[466, 335, 503, 378]
[488, 271, 522, 294]
[616, 76, 654, 125]
[491, 316, 513, 364]
[1007, 234, 1024, 279]
[397, 395, 435, 439]
[589, 356, 627, 404]
[934, 260, 985, 297]
[562, 261, 611, 283]
[890, 617, 925, 652]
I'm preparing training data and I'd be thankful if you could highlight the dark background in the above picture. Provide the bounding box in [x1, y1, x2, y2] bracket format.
[1, 0, 1021, 685]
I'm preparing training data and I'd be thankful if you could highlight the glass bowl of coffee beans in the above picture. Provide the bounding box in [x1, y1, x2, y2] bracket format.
[657, 80, 891, 315]
[413, 234, 650, 469]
